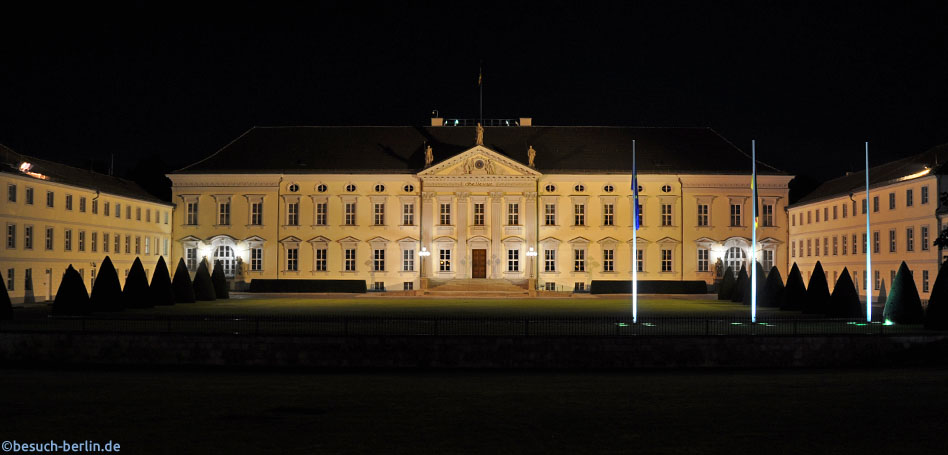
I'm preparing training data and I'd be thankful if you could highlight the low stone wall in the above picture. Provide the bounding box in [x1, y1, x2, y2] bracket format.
[1, 333, 946, 369]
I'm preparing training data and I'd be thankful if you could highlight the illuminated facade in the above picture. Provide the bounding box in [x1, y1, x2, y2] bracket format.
[788, 144, 948, 302]
[0, 145, 173, 303]
[168, 120, 792, 292]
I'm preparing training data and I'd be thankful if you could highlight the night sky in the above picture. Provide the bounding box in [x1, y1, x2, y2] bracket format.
[2, 2, 947, 200]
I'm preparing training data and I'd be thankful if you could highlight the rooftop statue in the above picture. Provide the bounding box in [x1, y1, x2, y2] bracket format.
[527, 145, 536, 168]
[424, 145, 433, 167]
[476, 123, 484, 146]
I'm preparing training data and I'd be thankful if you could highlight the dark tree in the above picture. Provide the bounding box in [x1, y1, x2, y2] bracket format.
[761, 266, 784, 308]
[192, 259, 217, 301]
[829, 267, 863, 318]
[731, 264, 748, 303]
[717, 266, 735, 300]
[52, 265, 91, 316]
[123, 257, 152, 309]
[781, 263, 807, 311]
[150, 256, 175, 306]
[876, 280, 887, 308]
[924, 263, 948, 330]
[742, 262, 767, 306]
[90, 256, 123, 312]
[0, 278, 13, 320]
[211, 260, 229, 300]
[803, 262, 830, 314]
[884, 261, 924, 324]
[171, 258, 196, 304]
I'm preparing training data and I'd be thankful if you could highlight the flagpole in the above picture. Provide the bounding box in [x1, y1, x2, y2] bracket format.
[632, 139, 638, 323]
[751, 140, 757, 323]
[478, 62, 483, 125]
[866, 142, 872, 322]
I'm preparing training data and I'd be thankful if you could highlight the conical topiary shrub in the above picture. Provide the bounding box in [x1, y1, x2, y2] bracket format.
[52, 265, 91, 316]
[171, 258, 196, 304]
[731, 264, 748, 303]
[211, 260, 229, 300]
[781, 263, 807, 311]
[924, 263, 948, 330]
[717, 266, 735, 300]
[742, 262, 767, 306]
[762, 266, 784, 308]
[90, 256, 123, 312]
[0, 277, 13, 320]
[150, 256, 175, 306]
[884, 262, 924, 324]
[829, 267, 863, 318]
[192, 259, 216, 301]
[877, 279, 886, 308]
[123, 257, 152, 309]
[803, 261, 830, 314]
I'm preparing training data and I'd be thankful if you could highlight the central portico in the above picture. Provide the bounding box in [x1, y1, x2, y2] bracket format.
[418, 145, 540, 283]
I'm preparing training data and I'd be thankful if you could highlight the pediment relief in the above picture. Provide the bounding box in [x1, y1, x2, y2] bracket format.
[419, 146, 541, 178]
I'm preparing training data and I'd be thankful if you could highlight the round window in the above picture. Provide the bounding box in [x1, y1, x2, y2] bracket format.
[661, 184, 672, 193]
[574, 184, 585, 192]
[603, 184, 614, 193]
[374, 184, 385, 192]
[404, 184, 415, 192]
[544, 184, 556, 192]
[345, 184, 356, 192]
[288, 183, 299, 192]
[474, 159, 485, 170]
[316, 184, 327, 193]
[637, 185, 644, 193]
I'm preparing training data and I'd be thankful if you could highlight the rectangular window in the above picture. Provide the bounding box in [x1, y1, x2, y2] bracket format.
[507, 249, 520, 272]
[544, 203, 555, 225]
[922, 226, 930, 251]
[315, 202, 327, 225]
[873, 196, 879, 212]
[603, 204, 614, 226]
[661, 249, 672, 272]
[25, 187, 33, 205]
[135, 236, 141, 255]
[251, 248, 262, 271]
[508, 203, 519, 225]
[873, 232, 880, 254]
[373, 249, 385, 271]
[832, 236, 838, 255]
[46, 191, 54, 208]
[474, 203, 485, 225]
[906, 228, 914, 252]
[574, 204, 585, 226]
[823, 237, 828, 256]
[730, 204, 741, 226]
[889, 192, 896, 210]
[762, 204, 774, 227]
[842, 204, 848, 218]
[136, 207, 141, 220]
[815, 238, 820, 256]
[7, 184, 15, 202]
[440, 203, 451, 225]
[637, 250, 644, 272]
[823, 207, 828, 221]
[403, 282, 414, 291]
[889, 229, 896, 253]
[661, 204, 672, 226]
[115, 203, 122, 218]
[861, 199, 866, 214]
[439, 249, 451, 271]
[91, 232, 97, 252]
[807, 211, 812, 224]
[891, 270, 896, 289]
[402, 249, 414, 271]
[6, 268, 13, 291]
[186, 202, 198, 225]
[287, 202, 299, 226]
[545, 282, 556, 291]
[922, 186, 929, 204]
[544, 249, 556, 272]
[345, 202, 357, 225]
[697, 248, 709, 272]
[316, 249, 328, 271]
[906, 189, 914, 207]
[45, 227, 53, 250]
[286, 248, 298, 271]
[103, 233, 110, 253]
[807, 239, 812, 256]
[832, 205, 838, 220]
[792, 213, 796, 226]
[5, 224, 15, 249]
[815, 210, 820, 223]
[762, 250, 774, 272]
[164, 212, 169, 224]
[345, 249, 356, 271]
[861, 233, 866, 254]
[791, 240, 796, 258]
[146, 208, 150, 222]
[78, 231, 85, 252]
[574, 249, 585, 272]
[402, 203, 414, 225]
[636, 203, 643, 227]
[603, 249, 614, 272]
[91, 199, 97, 214]
[125, 235, 131, 254]
[575, 282, 586, 292]
[218, 202, 230, 225]
[126, 205, 131, 219]
[842, 235, 848, 255]
[924, 270, 930, 293]
[186, 248, 197, 271]
[374, 203, 385, 226]
[697, 204, 709, 226]
[373, 282, 385, 292]
[24, 269, 32, 291]
[251, 202, 264, 225]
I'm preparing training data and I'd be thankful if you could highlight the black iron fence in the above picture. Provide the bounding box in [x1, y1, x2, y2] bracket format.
[0, 315, 936, 337]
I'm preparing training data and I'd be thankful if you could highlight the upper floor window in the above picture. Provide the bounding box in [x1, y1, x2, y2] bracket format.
[251, 202, 264, 225]
[544, 204, 555, 225]
[661, 249, 672, 272]
[603, 204, 614, 226]
[345, 202, 357, 225]
[544, 249, 556, 272]
[661, 185, 672, 193]
[730, 204, 742, 227]
[544, 184, 556, 192]
[507, 203, 519, 225]
[906, 189, 913, 207]
[842, 204, 847, 218]
[316, 202, 328, 225]
[573, 249, 585, 272]
[761, 204, 774, 227]
[186, 202, 198, 225]
[889, 192, 896, 210]
[25, 187, 33, 205]
[574, 184, 585, 192]
[345, 184, 356, 192]
[440, 203, 451, 225]
[873, 196, 879, 212]
[287, 202, 299, 226]
[374, 184, 385, 193]
[603, 184, 614, 193]
[6, 184, 15, 202]
[906, 227, 914, 252]
[661, 204, 672, 226]
[574, 204, 585, 226]
[697, 204, 709, 227]
[922, 186, 929, 204]
[403, 184, 414, 192]
[374, 203, 385, 225]
[218, 202, 230, 225]
[401, 203, 414, 225]
[474, 203, 485, 225]
[832, 205, 837, 219]
[316, 184, 328, 193]
[46, 191, 54, 208]
[288, 183, 299, 192]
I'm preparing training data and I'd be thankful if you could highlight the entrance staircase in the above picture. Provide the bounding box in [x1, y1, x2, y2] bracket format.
[424, 279, 530, 297]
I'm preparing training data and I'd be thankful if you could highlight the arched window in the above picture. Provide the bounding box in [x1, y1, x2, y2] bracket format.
[725, 247, 746, 277]
[214, 245, 236, 278]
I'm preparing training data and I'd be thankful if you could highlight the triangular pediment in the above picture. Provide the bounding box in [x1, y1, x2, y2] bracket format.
[418, 145, 541, 177]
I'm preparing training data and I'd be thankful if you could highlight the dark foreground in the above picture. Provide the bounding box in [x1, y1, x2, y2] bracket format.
[2, 368, 946, 454]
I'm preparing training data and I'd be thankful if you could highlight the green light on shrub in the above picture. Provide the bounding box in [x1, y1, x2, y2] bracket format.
[855, 323, 867, 326]
[846, 321, 858, 325]
[731, 322, 743, 325]
[884, 319, 895, 326]
[643, 323, 656, 327]
[617, 323, 629, 327]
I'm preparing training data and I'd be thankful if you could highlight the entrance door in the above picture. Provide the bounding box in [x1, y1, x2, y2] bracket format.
[472, 249, 487, 278]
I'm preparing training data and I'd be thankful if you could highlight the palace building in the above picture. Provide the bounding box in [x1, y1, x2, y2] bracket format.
[788, 143, 948, 302]
[0, 144, 174, 303]
[168, 118, 792, 293]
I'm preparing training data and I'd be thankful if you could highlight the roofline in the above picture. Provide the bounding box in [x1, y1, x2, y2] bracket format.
[787, 172, 937, 209]
[174, 127, 255, 173]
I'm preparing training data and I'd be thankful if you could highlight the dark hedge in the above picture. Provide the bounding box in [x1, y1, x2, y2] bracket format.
[52, 265, 90, 316]
[717, 267, 735, 300]
[192, 259, 216, 301]
[589, 280, 707, 294]
[884, 261, 924, 324]
[761, 266, 784, 308]
[123, 257, 152, 309]
[924, 263, 948, 330]
[211, 260, 229, 299]
[171, 258, 196, 304]
[149, 256, 175, 306]
[780, 263, 807, 311]
[829, 267, 863, 318]
[803, 261, 830, 314]
[90, 256, 123, 312]
[742, 262, 767, 307]
[249, 279, 368, 293]
[731, 265, 748, 303]
[0, 279, 11, 320]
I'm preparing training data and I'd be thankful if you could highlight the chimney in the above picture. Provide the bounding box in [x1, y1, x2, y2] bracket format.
[430, 117, 444, 127]
[519, 117, 532, 127]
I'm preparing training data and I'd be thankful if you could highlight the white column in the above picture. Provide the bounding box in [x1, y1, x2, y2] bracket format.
[490, 191, 504, 278]
[456, 191, 469, 279]
[421, 191, 435, 279]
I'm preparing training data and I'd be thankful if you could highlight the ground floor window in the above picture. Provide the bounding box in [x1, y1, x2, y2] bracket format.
[403, 281, 413, 291]
[636, 250, 643, 272]
[507, 249, 519, 272]
[251, 248, 263, 271]
[574, 249, 585, 272]
[697, 248, 709, 272]
[186, 247, 198, 271]
[439, 249, 451, 271]
[725, 247, 745, 276]
[874, 271, 880, 290]
[661, 249, 672, 272]
[574, 282, 586, 291]
[345, 249, 356, 271]
[762, 250, 774, 272]
[215, 245, 236, 277]
[6, 268, 13, 291]
[545, 282, 556, 291]
[25, 268, 32, 291]
[373, 249, 385, 271]
[286, 248, 298, 271]
[544, 250, 556, 272]
[923, 270, 930, 292]
[603, 249, 614, 272]
[315, 249, 327, 271]
[403, 249, 414, 271]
